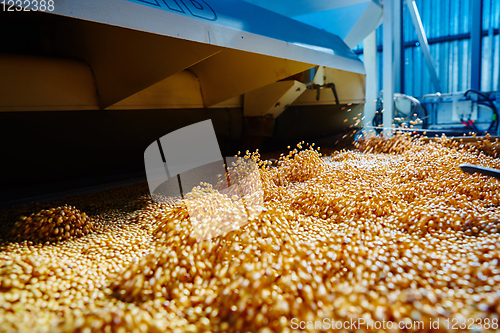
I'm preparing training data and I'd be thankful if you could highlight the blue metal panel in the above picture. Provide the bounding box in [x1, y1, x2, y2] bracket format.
[482, 0, 500, 91]
[409, 0, 500, 96]
[378, 42, 384, 97]
[496, 35, 500, 91]
[471, 0, 483, 91]
[402, 0, 470, 95]
[400, 0, 496, 96]
[293, 2, 370, 40]
[356, 0, 498, 97]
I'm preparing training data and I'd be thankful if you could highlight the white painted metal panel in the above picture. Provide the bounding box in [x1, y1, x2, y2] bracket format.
[47, 0, 365, 75]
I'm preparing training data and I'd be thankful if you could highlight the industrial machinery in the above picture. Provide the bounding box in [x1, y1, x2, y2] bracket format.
[0, 0, 378, 203]
[372, 92, 428, 131]
[420, 91, 499, 136]
[371, 91, 499, 137]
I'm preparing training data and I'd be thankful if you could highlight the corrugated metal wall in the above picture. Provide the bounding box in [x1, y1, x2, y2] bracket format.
[354, 0, 500, 98]
[482, 0, 500, 92]
[404, 0, 471, 96]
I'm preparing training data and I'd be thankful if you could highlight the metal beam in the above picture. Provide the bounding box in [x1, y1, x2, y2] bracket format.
[488, 0, 495, 92]
[393, 0, 402, 93]
[471, 0, 483, 91]
[399, 0, 405, 93]
[383, 0, 394, 136]
[352, 28, 500, 55]
[405, 0, 442, 92]
[344, 1, 383, 48]
[363, 30, 378, 136]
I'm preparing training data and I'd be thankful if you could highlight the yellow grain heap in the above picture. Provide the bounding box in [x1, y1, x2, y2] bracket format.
[9, 205, 94, 243]
[1, 133, 500, 333]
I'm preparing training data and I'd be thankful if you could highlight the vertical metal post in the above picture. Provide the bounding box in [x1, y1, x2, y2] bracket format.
[383, 0, 395, 137]
[363, 30, 378, 136]
[393, 0, 402, 93]
[399, 0, 405, 94]
[405, 0, 442, 93]
[471, 0, 483, 91]
[488, 0, 495, 91]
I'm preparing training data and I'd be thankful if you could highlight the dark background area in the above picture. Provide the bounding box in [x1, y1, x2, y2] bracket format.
[0, 105, 355, 207]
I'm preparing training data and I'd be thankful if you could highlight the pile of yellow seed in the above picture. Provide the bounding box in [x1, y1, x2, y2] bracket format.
[1, 133, 500, 333]
[9, 205, 94, 243]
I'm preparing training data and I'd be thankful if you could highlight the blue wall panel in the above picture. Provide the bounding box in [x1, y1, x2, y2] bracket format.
[482, 0, 500, 91]
[355, 0, 499, 97]
[402, 0, 473, 96]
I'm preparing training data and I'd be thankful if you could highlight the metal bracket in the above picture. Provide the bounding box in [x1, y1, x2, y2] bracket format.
[405, 0, 442, 93]
[312, 83, 340, 104]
